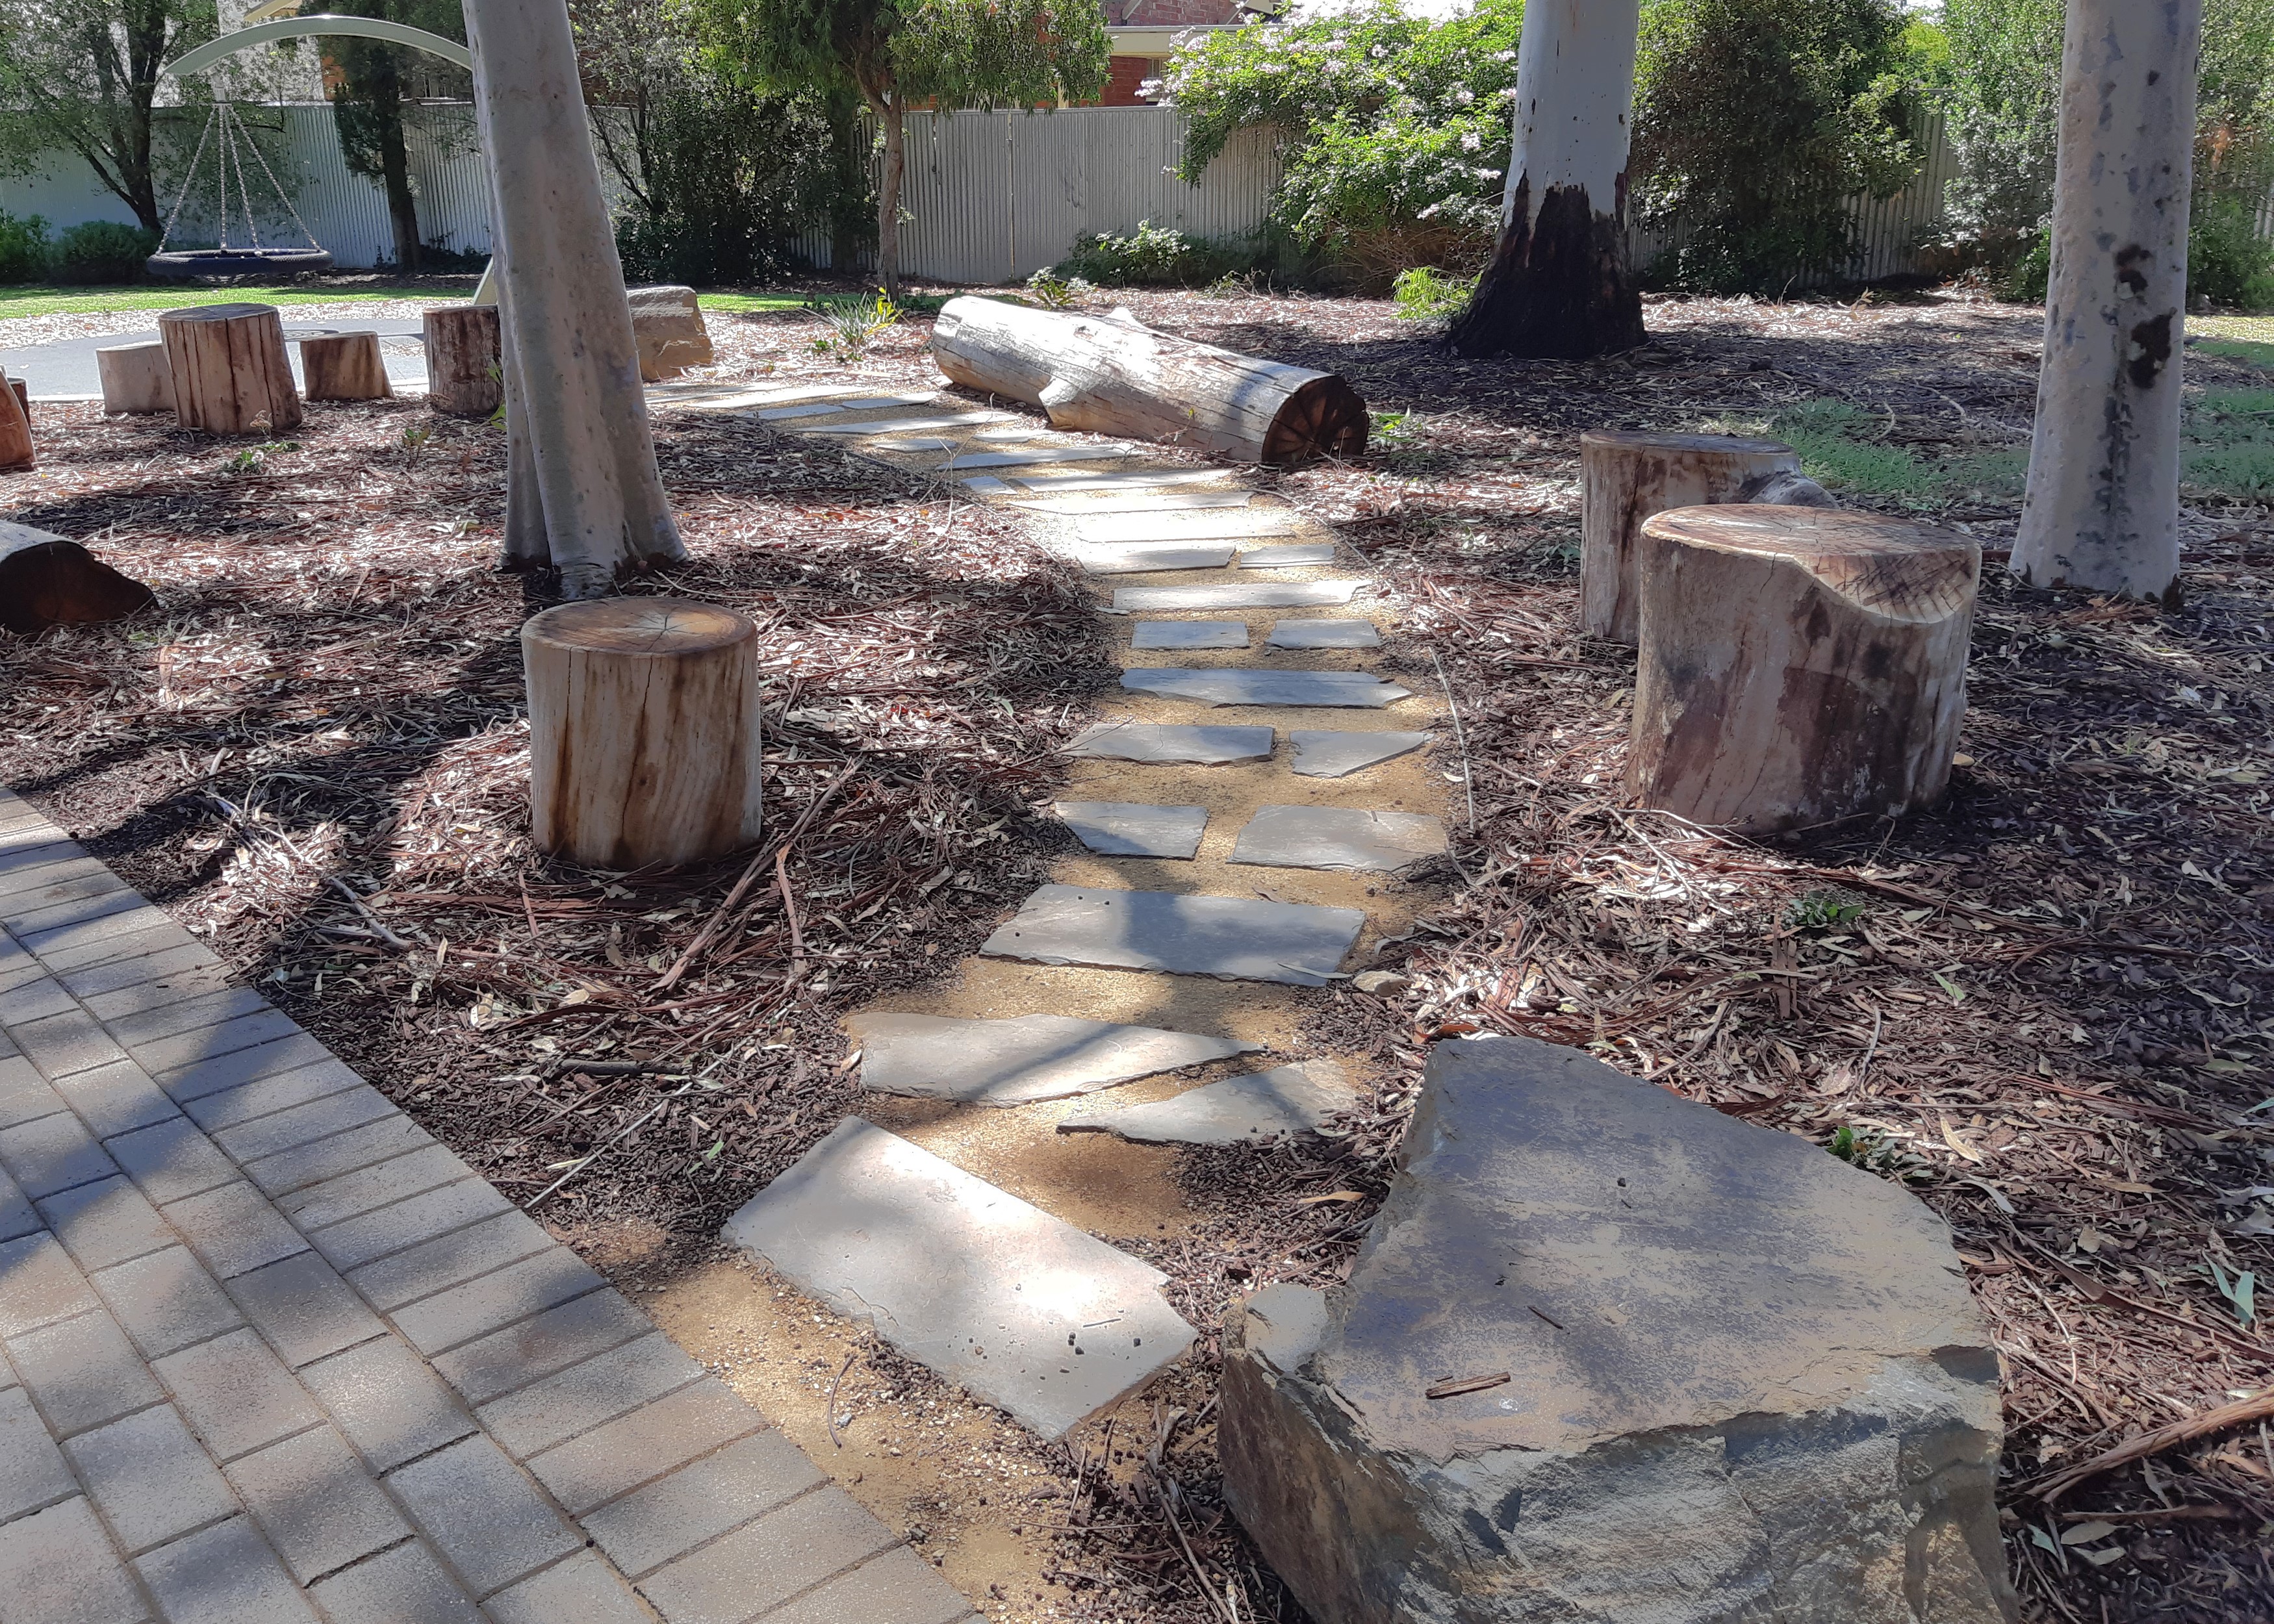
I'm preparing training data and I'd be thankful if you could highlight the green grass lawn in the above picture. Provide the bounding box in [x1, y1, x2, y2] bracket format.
[0, 284, 820, 320]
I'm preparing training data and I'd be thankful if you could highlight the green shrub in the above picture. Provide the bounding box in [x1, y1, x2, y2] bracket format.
[1054, 220, 1247, 288]
[0, 212, 48, 283]
[2190, 195, 2274, 311]
[50, 222, 157, 285]
[1391, 265, 1475, 320]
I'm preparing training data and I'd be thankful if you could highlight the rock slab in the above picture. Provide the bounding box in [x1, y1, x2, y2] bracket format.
[1270, 620, 1380, 649]
[1065, 542, 1236, 576]
[1220, 1035, 2014, 1624]
[723, 1119, 1195, 1439]
[1077, 510, 1304, 544]
[848, 1012, 1260, 1105]
[1290, 730, 1429, 779]
[626, 285, 713, 381]
[1231, 806, 1448, 872]
[1112, 581, 1362, 615]
[1239, 543, 1339, 569]
[1054, 800, 1209, 859]
[1121, 669, 1412, 709]
[1132, 621, 1249, 650]
[1065, 722, 1273, 765]
[981, 885, 1365, 987]
[1060, 1061, 1353, 1145]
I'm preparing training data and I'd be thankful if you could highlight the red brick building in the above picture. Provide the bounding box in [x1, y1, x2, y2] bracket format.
[1097, 0, 1248, 105]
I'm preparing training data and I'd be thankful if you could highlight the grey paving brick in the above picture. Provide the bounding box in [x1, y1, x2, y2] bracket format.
[225, 1251, 385, 1369]
[225, 1424, 410, 1584]
[387, 1435, 579, 1597]
[0, 865, 126, 916]
[0, 1496, 149, 1624]
[0, 1165, 33, 1244]
[308, 1178, 512, 1275]
[64, 1403, 238, 1554]
[348, 1209, 554, 1314]
[6, 1307, 163, 1436]
[5, 889, 144, 943]
[249, 1116, 437, 1200]
[82, 961, 236, 1026]
[0, 1110, 114, 1198]
[130, 1008, 303, 1078]
[757, 1546, 977, 1624]
[0, 1382, 78, 1522]
[526, 1378, 771, 1517]
[158, 1034, 339, 1104]
[392, 1245, 605, 1358]
[485, 1549, 651, 1624]
[309, 1538, 482, 1624]
[102, 986, 271, 1050]
[0, 975, 78, 1028]
[434, 1288, 650, 1408]
[103, 1117, 237, 1205]
[134, 1514, 320, 1623]
[476, 1330, 704, 1460]
[88, 1246, 244, 1359]
[212, 1084, 397, 1165]
[162, 1179, 309, 1279]
[182, 1058, 366, 1134]
[580, 1428, 822, 1577]
[21, 904, 183, 963]
[51, 1058, 177, 1141]
[6, 1009, 127, 1084]
[153, 1327, 324, 1462]
[62, 943, 224, 1005]
[298, 1337, 476, 1474]
[0, 1056, 64, 1131]
[0, 837, 81, 876]
[277, 1143, 468, 1230]
[637, 1484, 898, 1624]
[37, 1176, 172, 1271]
[0, 1232, 99, 1336]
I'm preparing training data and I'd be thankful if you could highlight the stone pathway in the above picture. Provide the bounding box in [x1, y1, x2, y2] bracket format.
[0, 790, 975, 1623]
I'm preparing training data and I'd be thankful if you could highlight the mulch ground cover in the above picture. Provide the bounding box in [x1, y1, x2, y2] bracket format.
[3, 285, 2271, 1623]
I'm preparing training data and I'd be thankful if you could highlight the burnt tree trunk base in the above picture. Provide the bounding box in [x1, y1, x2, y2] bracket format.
[1447, 183, 1646, 361]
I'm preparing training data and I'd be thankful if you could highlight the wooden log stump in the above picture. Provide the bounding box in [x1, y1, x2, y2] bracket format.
[7, 380, 24, 416]
[97, 342, 173, 413]
[0, 520, 155, 635]
[1580, 430, 1800, 644]
[522, 599, 765, 868]
[423, 305, 503, 417]
[932, 296, 1367, 466]
[159, 303, 303, 435]
[302, 331, 392, 401]
[0, 372, 31, 471]
[1628, 506, 1978, 835]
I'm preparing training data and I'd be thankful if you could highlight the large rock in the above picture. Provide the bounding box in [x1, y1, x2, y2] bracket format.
[1221, 1036, 2013, 1624]
[627, 285, 713, 381]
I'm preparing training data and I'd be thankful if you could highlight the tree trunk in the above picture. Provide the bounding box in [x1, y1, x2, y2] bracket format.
[464, 0, 684, 600]
[0, 520, 155, 635]
[379, 84, 422, 277]
[96, 342, 172, 414]
[522, 599, 765, 868]
[876, 96, 906, 299]
[1627, 506, 1978, 835]
[1446, 0, 1646, 361]
[932, 297, 1368, 466]
[2012, 0, 2202, 606]
[826, 89, 870, 273]
[1579, 429, 1798, 643]
[159, 303, 304, 436]
[421, 305, 501, 415]
[302, 332, 393, 401]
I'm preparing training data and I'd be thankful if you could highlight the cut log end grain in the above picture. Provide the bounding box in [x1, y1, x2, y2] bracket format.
[1579, 429, 1800, 644]
[158, 303, 303, 436]
[0, 524, 156, 635]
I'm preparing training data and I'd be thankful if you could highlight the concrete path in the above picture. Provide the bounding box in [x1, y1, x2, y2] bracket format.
[0, 789, 975, 1624]
[5, 325, 430, 403]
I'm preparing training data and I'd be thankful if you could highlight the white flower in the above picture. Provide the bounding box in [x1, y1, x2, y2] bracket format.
[1460, 130, 1481, 151]
[1455, 86, 1474, 105]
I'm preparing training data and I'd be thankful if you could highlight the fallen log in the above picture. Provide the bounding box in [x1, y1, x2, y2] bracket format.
[0, 522, 156, 635]
[931, 296, 1367, 466]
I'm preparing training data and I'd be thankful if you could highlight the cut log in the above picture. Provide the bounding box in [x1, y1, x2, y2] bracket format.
[423, 305, 503, 417]
[159, 303, 303, 435]
[931, 296, 1367, 466]
[1628, 505, 1978, 835]
[1579, 430, 1798, 644]
[0, 521, 156, 635]
[97, 342, 173, 413]
[0, 371, 31, 471]
[301, 331, 392, 401]
[7, 380, 24, 416]
[627, 285, 713, 381]
[522, 599, 765, 869]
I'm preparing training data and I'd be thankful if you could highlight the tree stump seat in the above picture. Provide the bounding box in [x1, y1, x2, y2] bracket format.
[0, 372, 30, 470]
[301, 331, 392, 402]
[424, 305, 502, 417]
[1580, 429, 1802, 644]
[97, 342, 173, 414]
[159, 303, 303, 435]
[1627, 505, 1978, 834]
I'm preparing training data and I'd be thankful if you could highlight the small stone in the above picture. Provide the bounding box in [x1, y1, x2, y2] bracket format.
[1121, 669, 1412, 709]
[1289, 730, 1430, 779]
[1065, 543, 1234, 576]
[980, 885, 1364, 987]
[1131, 622, 1248, 650]
[1112, 581, 1362, 614]
[1064, 722, 1273, 765]
[1269, 620, 1381, 649]
[1053, 802, 1208, 859]
[1238, 543, 1339, 569]
[1350, 971, 1411, 996]
[1230, 806, 1448, 872]
[1059, 1061, 1353, 1146]
[847, 1013, 1261, 1106]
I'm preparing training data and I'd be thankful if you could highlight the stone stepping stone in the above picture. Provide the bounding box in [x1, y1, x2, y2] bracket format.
[1132, 621, 1248, 650]
[1064, 722, 1273, 764]
[1065, 542, 1236, 576]
[1240, 542, 1339, 569]
[756, 394, 932, 420]
[1054, 801, 1208, 858]
[1077, 510, 1304, 544]
[796, 414, 1010, 436]
[869, 437, 952, 453]
[945, 444, 1134, 470]
[1059, 1060, 1354, 1145]
[847, 1012, 1260, 1105]
[1290, 729, 1430, 778]
[981, 884, 1364, 987]
[1120, 668, 1412, 708]
[1270, 619, 1380, 648]
[1112, 581, 1363, 614]
[1007, 468, 1230, 490]
[722, 1119, 1196, 1440]
[1231, 805, 1448, 872]
[1016, 491, 1255, 515]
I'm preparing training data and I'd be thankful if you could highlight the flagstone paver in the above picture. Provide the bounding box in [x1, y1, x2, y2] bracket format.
[1131, 620, 1249, 650]
[1052, 800, 1210, 858]
[847, 1013, 1260, 1106]
[1118, 667, 1414, 708]
[1062, 722, 1275, 765]
[0, 786, 979, 1624]
[1229, 804, 1451, 872]
[1268, 619, 1381, 650]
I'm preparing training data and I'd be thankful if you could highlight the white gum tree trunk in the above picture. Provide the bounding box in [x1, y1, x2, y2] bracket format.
[2012, 0, 2202, 606]
[462, 0, 685, 600]
[1447, 0, 1645, 361]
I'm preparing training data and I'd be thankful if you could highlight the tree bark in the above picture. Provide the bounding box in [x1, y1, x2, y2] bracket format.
[1446, 0, 1646, 361]
[2012, 0, 2203, 605]
[1628, 506, 1978, 835]
[302, 332, 394, 401]
[422, 305, 501, 415]
[96, 342, 173, 414]
[0, 520, 155, 635]
[159, 303, 304, 436]
[932, 297, 1368, 466]
[0, 372, 31, 471]
[522, 599, 765, 868]
[464, 0, 684, 600]
[1579, 429, 1798, 643]
[379, 90, 422, 276]
[875, 95, 906, 299]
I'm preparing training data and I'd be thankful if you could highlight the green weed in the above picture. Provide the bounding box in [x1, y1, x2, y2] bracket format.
[1786, 891, 1865, 930]
[1391, 266, 1476, 322]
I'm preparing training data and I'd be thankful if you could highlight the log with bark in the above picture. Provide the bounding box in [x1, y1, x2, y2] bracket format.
[0, 372, 31, 471]
[97, 342, 173, 414]
[159, 303, 303, 435]
[931, 297, 1368, 466]
[522, 599, 764, 868]
[422, 306, 503, 417]
[1579, 430, 1800, 643]
[301, 332, 392, 402]
[0, 521, 156, 635]
[1627, 505, 1978, 835]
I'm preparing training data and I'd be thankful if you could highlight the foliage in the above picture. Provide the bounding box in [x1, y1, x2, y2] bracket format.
[1023, 268, 1091, 307]
[1631, 0, 1921, 294]
[2190, 195, 2274, 311]
[807, 289, 899, 357]
[328, 0, 470, 273]
[51, 221, 158, 284]
[0, 211, 47, 283]
[1785, 891, 1865, 930]
[1826, 1124, 1928, 1180]
[1158, 0, 1523, 288]
[1391, 264, 1475, 322]
[1053, 220, 1247, 288]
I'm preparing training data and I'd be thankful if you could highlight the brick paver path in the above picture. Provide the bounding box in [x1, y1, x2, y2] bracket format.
[0, 786, 977, 1623]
